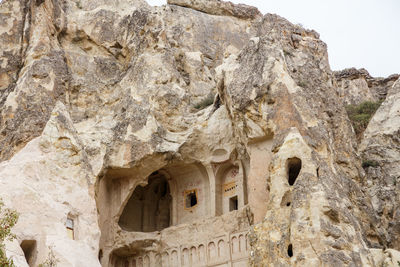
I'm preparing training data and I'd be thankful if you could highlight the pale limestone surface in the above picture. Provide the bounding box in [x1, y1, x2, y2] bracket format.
[0, 0, 399, 266]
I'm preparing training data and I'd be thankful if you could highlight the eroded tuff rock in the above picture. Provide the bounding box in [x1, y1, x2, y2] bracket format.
[0, 0, 399, 266]
[335, 68, 399, 105]
[360, 78, 400, 250]
[167, 0, 261, 20]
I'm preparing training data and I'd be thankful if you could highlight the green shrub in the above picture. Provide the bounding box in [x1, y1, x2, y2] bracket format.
[0, 199, 19, 267]
[194, 93, 215, 110]
[345, 101, 382, 135]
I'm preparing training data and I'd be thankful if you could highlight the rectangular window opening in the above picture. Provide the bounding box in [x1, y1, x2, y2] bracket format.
[66, 218, 74, 240]
[184, 189, 198, 209]
[229, 196, 238, 211]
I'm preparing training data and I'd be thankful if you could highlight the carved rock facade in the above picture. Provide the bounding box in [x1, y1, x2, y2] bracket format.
[0, 0, 399, 266]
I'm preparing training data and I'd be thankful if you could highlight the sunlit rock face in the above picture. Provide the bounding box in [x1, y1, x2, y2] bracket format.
[0, 0, 399, 266]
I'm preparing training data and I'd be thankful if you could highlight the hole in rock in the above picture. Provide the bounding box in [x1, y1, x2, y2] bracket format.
[280, 190, 292, 208]
[287, 244, 293, 257]
[98, 249, 103, 261]
[21, 240, 36, 266]
[118, 172, 171, 232]
[229, 196, 238, 211]
[185, 190, 198, 208]
[287, 157, 302, 186]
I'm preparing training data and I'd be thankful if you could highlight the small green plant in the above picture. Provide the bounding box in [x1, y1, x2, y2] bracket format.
[194, 93, 215, 110]
[38, 246, 59, 267]
[361, 160, 379, 169]
[283, 49, 293, 57]
[75, 0, 82, 9]
[345, 101, 382, 135]
[297, 80, 308, 88]
[0, 198, 19, 267]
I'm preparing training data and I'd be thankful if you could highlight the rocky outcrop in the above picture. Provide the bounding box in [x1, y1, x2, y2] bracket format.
[167, 0, 261, 20]
[334, 68, 399, 105]
[359, 78, 400, 250]
[0, 0, 399, 266]
[0, 0, 70, 161]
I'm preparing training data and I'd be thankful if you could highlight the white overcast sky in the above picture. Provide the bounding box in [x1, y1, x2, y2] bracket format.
[147, 0, 400, 77]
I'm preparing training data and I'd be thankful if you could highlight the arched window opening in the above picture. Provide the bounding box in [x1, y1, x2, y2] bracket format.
[118, 172, 171, 232]
[287, 158, 302, 186]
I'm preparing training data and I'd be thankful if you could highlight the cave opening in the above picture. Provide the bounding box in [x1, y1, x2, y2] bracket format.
[287, 157, 302, 186]
[20, 240, 36, 266]
[118, 172, 171, 232]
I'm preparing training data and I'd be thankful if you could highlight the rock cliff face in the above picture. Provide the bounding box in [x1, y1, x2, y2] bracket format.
[0, 0, 399, 266]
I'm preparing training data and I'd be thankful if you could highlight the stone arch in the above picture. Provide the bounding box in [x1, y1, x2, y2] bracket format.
[171, 250, 178, 266]
[218, 239, 226, 258]
[118, 171, 172, 232]
[143, 255, 150, 267]
[239, 234, 246, 252]
[136, 257, 143, 267]
[190, 246, 198, 264]
[182, 248, 189, 266]
[161, 252, 169, 266]
[198, 244, 205, 262]
[231, 236, 239, 254]
[208, 242, 216, 260]
[163, 162, 211, 224]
